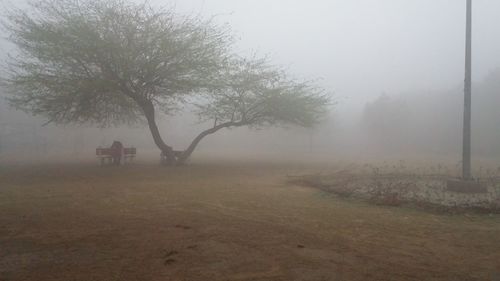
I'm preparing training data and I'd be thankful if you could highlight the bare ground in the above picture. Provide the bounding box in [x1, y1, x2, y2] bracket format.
[0, 161, 499, 281]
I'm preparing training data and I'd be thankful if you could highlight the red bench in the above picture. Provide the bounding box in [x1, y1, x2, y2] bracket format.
[96, 147, 136, 165]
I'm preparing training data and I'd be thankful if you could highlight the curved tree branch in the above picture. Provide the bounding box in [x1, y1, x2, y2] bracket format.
[177, 119, 247, 164]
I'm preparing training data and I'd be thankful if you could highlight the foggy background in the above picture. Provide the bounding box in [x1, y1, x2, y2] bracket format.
[1, 0, 500, 168]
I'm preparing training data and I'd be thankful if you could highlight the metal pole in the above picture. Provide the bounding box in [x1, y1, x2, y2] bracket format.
[462, 0, 472, 180]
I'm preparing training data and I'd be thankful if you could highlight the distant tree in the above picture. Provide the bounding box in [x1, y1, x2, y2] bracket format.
[362, 94, 410, 151]
[1, 0, 330, 165]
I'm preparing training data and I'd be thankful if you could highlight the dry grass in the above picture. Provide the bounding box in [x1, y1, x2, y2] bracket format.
[1, 161, 500, 281]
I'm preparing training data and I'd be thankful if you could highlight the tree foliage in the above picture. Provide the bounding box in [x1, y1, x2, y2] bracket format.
[178, 57, 329, 163]
[196, 58, 328, 128]
[2, 0, 230, 126]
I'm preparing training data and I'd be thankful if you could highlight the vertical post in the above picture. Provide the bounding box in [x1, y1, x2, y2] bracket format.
[462, 0, 472, 180]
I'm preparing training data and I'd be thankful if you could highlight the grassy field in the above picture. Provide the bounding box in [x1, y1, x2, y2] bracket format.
[1, 161, 500, 281]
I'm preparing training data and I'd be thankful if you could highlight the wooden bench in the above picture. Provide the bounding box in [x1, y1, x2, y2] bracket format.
[96, 147, 136, 165]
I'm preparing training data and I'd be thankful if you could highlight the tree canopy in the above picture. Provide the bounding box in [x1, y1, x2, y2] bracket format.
[1, 0, 331, 165]
[181, 57, 329, 162]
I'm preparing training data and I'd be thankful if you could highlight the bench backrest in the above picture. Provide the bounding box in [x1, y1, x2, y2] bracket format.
[96, 148, 116, 156]
[123, 147, 136, 155]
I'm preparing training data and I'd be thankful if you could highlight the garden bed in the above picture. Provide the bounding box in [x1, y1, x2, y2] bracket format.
[291, 171, 500, 214]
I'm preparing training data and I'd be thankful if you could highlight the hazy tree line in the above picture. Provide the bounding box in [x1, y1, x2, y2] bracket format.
[361, 69, 500, 161]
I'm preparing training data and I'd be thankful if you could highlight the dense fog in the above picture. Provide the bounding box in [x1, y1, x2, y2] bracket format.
[1, 0, 500, 168]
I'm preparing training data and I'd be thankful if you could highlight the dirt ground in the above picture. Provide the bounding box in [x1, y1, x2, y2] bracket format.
[1, 161, 500, 281]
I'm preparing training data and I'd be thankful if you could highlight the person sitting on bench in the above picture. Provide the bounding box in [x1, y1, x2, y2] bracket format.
[110, 140, 123, 166]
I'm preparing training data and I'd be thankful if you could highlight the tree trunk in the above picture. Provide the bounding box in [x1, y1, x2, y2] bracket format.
[142, 100, 176, 165]
[177, 121, 244, 165]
